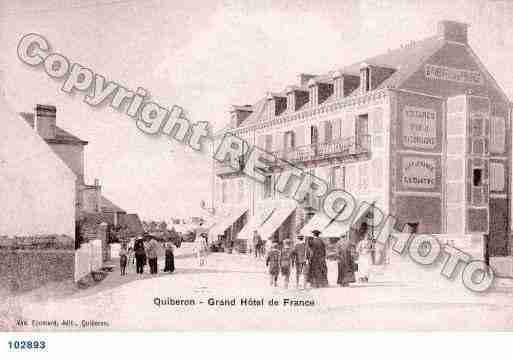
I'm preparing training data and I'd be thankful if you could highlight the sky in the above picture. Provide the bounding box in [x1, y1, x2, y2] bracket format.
[1, 0, 513, 221]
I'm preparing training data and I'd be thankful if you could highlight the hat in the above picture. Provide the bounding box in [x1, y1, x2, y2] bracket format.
[312, 229, 321, 236]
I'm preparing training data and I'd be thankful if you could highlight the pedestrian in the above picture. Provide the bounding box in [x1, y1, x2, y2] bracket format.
[163, 241, 175, 273]
[280, 238, 293, 288]
[196, 233, 208, 266]
[119, 243, 128, 276]
[134, 237, 146, 275]
[336, 238, 357, 287]
[127, 245, 135, 266]
[266, 242, 281, 287]
[252, 230, 262, 258]
[308, 229, 329, 288]
[291, 235, 308, 289]
[356, 224, 373, 283]
[146, 236, 159, 274]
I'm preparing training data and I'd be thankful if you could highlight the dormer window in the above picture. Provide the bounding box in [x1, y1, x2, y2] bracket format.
[359, 63, 395, 93]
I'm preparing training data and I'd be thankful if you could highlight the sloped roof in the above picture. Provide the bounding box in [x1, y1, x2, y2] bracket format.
[119, 213, 143, 236]
[340, 35, 446, 90]
[100, 195, 126, 214]
[237, 35, 446, 128]
[19, 112, 88, 145]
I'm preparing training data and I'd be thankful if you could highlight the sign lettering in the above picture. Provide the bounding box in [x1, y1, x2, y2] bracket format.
[425, 64, 483, 85]
[402, 106, 437, 149]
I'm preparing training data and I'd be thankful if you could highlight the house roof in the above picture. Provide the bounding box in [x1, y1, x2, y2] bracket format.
[119, 213, 143, 236]
[100, 195, 126, 214]
[19, 112, 88, 145]
[237, 35, 447, 128]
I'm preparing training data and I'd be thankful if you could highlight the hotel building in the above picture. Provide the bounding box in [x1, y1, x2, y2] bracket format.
[210, 20, 511, 263]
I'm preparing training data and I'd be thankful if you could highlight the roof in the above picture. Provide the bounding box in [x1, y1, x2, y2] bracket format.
[100, 195, 126, 214]
[339, 35, 446, 90]
[19, 112, 88, 145]
[119, 213, 143, 236]
[236, 35, 446, 128]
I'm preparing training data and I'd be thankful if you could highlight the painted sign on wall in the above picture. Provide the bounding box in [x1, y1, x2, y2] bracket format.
[425, 64, 483, 85]
[402, 106, 437, 149]
[401, 156, 437, 189]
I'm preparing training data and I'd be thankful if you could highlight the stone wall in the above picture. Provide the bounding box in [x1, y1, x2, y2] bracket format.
[0, 249, 75, 292]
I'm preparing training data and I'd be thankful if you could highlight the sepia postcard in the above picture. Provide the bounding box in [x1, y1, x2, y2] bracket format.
[2, 0, 513, 333]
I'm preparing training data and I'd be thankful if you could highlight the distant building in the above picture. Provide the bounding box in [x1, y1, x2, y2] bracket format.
[212, 20, 512, 262]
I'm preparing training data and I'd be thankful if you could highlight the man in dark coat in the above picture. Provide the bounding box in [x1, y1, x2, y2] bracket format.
[308, 229, 329, 288]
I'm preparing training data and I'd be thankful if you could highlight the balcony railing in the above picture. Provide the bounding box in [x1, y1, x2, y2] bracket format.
[274, 135, 370, 164]
[215, 155, 245, 177]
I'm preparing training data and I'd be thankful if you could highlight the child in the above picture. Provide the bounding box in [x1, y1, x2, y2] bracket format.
[265, 242, 281, 287]
[119, 243, 128, 276]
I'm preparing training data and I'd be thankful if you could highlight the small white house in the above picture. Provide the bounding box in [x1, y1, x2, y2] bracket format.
[0, 96, 76, 237]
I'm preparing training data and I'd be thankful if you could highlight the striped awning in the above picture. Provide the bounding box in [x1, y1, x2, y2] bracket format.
[209, 207, 247, 236]
[237, 205, 276, 240]
[258, 202, 296, 240]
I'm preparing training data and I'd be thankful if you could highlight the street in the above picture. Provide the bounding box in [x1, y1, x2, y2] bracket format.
[5, 243, 513, 331]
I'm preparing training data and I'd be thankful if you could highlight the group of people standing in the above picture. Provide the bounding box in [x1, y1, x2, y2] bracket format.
[118, 236, 176, 276]
[263, 223, 375, 289]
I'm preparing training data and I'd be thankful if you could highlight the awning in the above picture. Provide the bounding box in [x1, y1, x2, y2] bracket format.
[209, 207, 247, 236]
[237, 205, 276, 240]
[299, 212, 332, 237]
[321, 221, 351, 238]
[258, 201, 296, 240]
[299, 212, 351, 238]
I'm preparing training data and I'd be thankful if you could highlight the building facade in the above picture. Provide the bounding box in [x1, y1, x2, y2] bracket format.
[212, 20, 512, 261]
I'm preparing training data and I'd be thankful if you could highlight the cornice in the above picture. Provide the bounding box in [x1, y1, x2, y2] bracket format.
[231, 88, 389, 135]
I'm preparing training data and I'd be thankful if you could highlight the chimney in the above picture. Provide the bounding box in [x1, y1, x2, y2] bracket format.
[298, 73, 317, 86]
[438, 20, 468, 44]
[35, 104, 56, 140]
[229, 105, 253, 127]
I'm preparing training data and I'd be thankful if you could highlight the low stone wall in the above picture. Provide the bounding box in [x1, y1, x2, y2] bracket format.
[0, 249, 75, 292]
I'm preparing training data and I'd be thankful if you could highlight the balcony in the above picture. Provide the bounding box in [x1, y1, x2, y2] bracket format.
[274, 135, 370, 166]
[215, 155, 245, 177]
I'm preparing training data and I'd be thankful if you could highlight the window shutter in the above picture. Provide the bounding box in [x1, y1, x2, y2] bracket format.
[332, 118, 341, 139]
[294, 126, 305, 147]
[275, 132, 283, 152]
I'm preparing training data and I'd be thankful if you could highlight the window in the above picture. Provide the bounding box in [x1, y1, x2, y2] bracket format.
[406, 222, 419, 234]
[324, 121, 333, 143]
[284, 131, 295, 149]
[310, 125, 318, 144]
[330, 166, 345, 190]
[265, 134, 273, 151]
[356, 114, 369, 148]
[264, 175, 272, 198]
[473, 168, 483, 187]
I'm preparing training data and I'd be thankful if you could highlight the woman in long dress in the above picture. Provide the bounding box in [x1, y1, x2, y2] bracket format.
[336, 238, 356, 287]
[163, 241, 175, 273]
